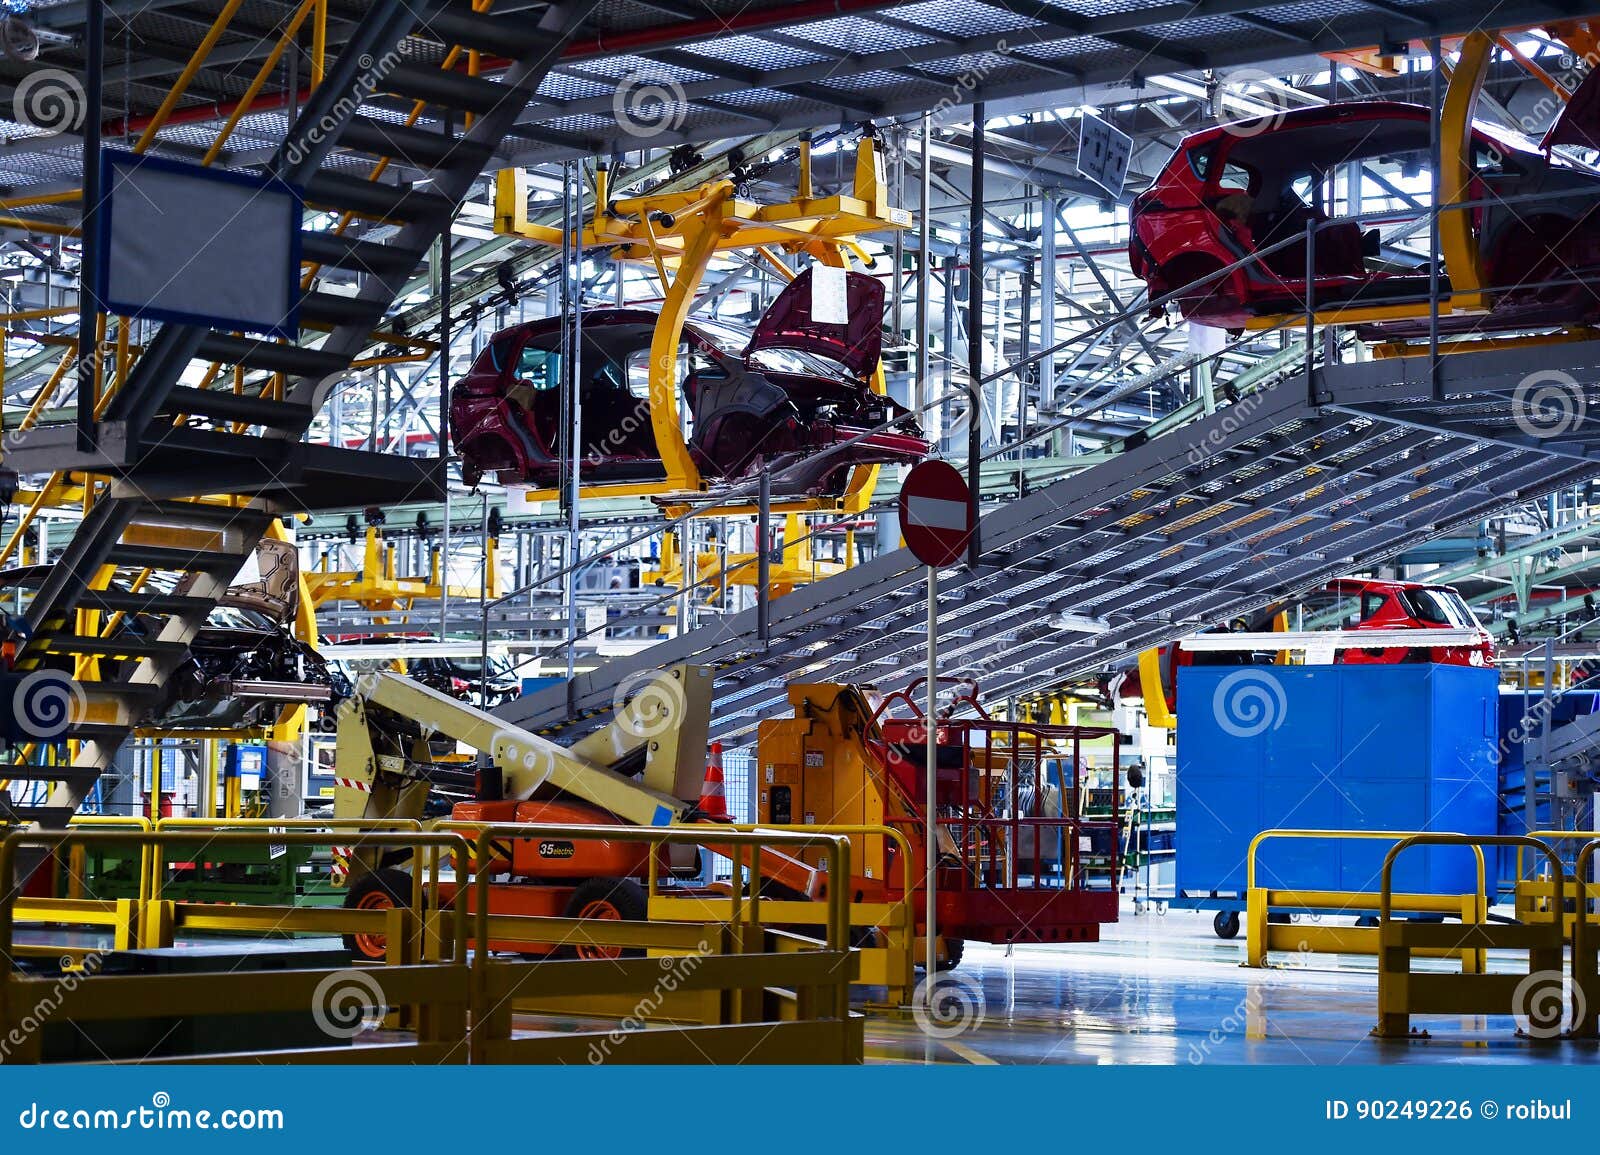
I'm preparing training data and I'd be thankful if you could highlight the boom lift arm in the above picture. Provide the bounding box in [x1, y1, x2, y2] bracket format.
[335, 665, 711, 828]
[333, 664, 824, 897]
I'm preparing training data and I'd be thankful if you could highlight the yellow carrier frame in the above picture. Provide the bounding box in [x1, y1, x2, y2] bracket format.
[493, 135, 912, 518]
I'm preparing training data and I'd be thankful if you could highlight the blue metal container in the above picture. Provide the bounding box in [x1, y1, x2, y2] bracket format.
[1175, 663, 1499, 899]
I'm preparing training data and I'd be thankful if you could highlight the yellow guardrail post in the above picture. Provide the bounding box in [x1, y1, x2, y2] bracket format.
[1245, 884, 1270, 968]
[717, 822, 914, 1004]
[1375, 834, 1563, 1040]
[1515, 831, 1600, 938]
[1245, 829, 1487, 970]
[1573, 839, 1600, 1038]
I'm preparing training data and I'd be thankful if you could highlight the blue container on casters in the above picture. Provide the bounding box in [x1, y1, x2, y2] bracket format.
[1175, 663, 1499, 902]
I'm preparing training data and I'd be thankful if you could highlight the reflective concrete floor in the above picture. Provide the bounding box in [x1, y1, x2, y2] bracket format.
[863, 901, 1600, 1065]
[25, 899, 1599, 1064]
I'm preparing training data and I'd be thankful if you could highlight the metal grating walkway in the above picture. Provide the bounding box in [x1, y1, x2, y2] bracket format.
[500, 339, 1600, 745]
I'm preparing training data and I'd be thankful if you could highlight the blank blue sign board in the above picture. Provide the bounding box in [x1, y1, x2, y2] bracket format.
[95, 150, 302, 338]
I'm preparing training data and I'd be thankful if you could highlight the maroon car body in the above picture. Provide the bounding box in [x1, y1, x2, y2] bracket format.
[1128, 98, 1600, 333]
[450, 269, 927, 495]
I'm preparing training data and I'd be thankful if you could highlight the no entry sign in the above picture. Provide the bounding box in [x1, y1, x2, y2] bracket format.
[899, 460, 974, 567]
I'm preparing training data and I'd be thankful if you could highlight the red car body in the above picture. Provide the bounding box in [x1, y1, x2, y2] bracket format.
[449, 268, 927, 495]
[1317, 577, 1494, 667]
[1128, 98, 1600, 333]
[1142, 577, 1493, 711]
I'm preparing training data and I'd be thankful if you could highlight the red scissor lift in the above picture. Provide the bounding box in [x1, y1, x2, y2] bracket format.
[868, 678, 1122, 945]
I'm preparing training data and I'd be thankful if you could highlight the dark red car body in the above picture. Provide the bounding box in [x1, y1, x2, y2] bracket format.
[1128, 99, 1600, 332]
[449, 268, 927, 495]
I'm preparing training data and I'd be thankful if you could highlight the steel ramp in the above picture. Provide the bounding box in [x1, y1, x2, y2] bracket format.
[501, 339, 1600, 745]
[2, 0, 603, 826]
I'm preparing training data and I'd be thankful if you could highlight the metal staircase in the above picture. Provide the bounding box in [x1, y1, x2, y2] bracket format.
[501, 338, 1600, 746]
[2, 0, 602, 825]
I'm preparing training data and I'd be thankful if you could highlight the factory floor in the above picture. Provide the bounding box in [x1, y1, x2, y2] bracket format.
[862, 900, 1600, 1065]
[21, 899, 1598, 1064]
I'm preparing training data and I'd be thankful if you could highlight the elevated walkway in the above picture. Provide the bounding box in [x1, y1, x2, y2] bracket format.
[501, 339, 1600, 745]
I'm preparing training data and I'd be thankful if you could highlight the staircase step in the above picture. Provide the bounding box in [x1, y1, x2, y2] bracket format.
[195, 333, 349, 380]
[299, 231, 419, 277]
[1, 804, 79, 828]
[423, 5, 551, 56]
[78, 589, 216, 617]
[63, 722, 130, 742]
[80, 680, 165, 701]
[132, 499, 272, 529]
[105, 543, 242, 573]
[44, 636, 190, 661]
[163, 385, 315, 429]
[305, 171, 453, 223]
[340, 115, 491, 172]
[299, 290, 385, 329]
[0, 765, 100, 789]
[385, 60, 510, 115]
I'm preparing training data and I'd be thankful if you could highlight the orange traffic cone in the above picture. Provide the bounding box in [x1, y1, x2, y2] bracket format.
[699, 742, 730, 820]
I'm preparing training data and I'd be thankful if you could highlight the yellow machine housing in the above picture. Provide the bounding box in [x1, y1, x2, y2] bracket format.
[756, 684, 895, 886]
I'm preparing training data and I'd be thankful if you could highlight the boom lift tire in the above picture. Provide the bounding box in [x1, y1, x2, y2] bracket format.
[915, 934, 965, 971]
[558, 876, 649, 961]
[343, 868, 415, 961]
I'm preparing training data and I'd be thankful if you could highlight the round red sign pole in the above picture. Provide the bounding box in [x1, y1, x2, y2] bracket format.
[898, 460, 975, 996]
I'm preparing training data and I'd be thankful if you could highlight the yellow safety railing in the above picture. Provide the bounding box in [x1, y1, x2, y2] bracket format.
[60, 815, 154, 908]
[2, 823, 862, 1064]
[1375, 834, 1565, 1040]
[457, 823, 857, 1063]
[642, 822, 918, 1004]
[1, 828, 474, 1064]
[1514, 831, 1600, 936]
[1245, 829, 1488, 970]
[436, 818, 910, 1000]
[1567, 838, 1600, 1038]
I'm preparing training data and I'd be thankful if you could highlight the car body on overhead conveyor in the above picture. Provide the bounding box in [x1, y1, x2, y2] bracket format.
[1127, 95, 1600, 336]
[449, 267, 928, 498]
